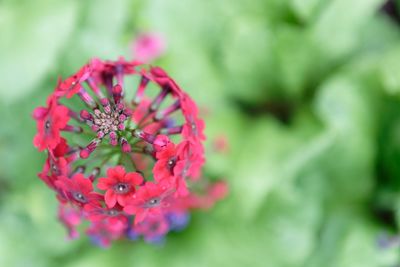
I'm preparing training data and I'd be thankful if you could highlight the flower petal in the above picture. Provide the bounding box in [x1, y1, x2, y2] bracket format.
[105, 190, 117, 208]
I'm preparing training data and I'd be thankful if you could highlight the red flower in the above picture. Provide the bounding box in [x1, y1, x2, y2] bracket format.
[50, 137, 70, 158]
[84, 200, 128, 227]
[56, 65, 90, 98]
[38, 138, 72, 190]
[181, 94, 199, 118]
[182, 117, 206, 142]
[103, 57, 138, 75]
[150, 66, 183, 97]
[55, 173, 99, 206]
[124, 181, 172, 225]
[153, 134, 171, 152]
[176, 141, 205, 180]
[153, 143, 181, 182]
[33, 96, 70, 151]
[131, 215, 169, 241]
[86, 220, 127, 248]
[97, 166, 144, 208]
[39, 156, 69, 189]
[180, 95, 205, 142]
[33, 58, 223, 245]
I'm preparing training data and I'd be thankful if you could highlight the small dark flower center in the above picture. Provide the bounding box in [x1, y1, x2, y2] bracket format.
[73, 192, 87, 203]
[45, 120, 51, 133]
[51, 162, 58, 172]
[144, 197, 160, 208]
[106, 209, 119, 216]
[114, 183, 130, 194]
[190, 121, 199, 136]
[167, 157, 176, 171]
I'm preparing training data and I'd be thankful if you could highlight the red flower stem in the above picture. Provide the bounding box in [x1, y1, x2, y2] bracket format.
[131, 129, 156, 144]
[160, 125, 183, 135]
[112, 85, 123, 104]
[150, 88, 169, 112]
[103, 74, 114, 96]
[138, 120, 157, 129]
[86, 78, 105, 99]
[78, 88, 97, 109]
[136, 109, 156, 128]
[68, 109, 82, 122]
[80, 138, 101, 159]
[132, 75, 150, 105]
[88, 167, 100, 182]
[116, 72, 124, 88]
[62, 125, 83, 133]
[155, 99, 180, 121]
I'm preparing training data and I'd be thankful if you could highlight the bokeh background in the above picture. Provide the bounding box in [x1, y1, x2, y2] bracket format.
[2, 0, 400, 266]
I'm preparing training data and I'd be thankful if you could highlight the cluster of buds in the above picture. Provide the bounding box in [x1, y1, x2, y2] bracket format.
[33, 58, 227, 247]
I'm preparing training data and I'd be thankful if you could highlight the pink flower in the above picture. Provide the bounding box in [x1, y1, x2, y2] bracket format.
[38, 156, 68, 190]
[181, 94, 199, 118]
[86, 220, 127, 248]
[58, 204, 82, 240]
[56, 65, 90, 98]
[133, 32, 166, 63]
[153, 143, 180, 182]
[150, 66, 183, 97]
[38, 138, 72, 190]
[130, 215, 169, 242]
[33, 96, 70, 151]
[84, 201, 128, 227]
[153, 135, 171, 152]
[124, 181, 172, 224]
[97, 166, 144, 208]
[102, 57, 139, 77]
[33, 57, 225, 246]
[182, 117, 206, 142]
[51, 137, 70, 158]
[180, 95, 205, 142]
[55, 173, 99, 206]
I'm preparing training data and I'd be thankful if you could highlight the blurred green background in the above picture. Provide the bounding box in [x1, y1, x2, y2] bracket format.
[2, 0, 400, 266]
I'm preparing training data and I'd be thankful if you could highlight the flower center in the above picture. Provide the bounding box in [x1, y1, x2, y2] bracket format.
[167, 157, 176, 171]
[50, 162, 58, 172]
[106, 209, 119, 216]
[93, 109, 121, 135]
[114, 183, 130, 194]
[72, 192, 87, 203]
[44, 119, 51, 133]
[144, 197, 161, 208]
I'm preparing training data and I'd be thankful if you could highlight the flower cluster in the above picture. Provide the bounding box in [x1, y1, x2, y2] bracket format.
[33, 58, 227, 247]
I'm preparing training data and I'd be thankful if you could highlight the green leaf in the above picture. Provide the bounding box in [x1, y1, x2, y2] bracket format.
[221, 18, 276, 102]
[379, 46, 400, 95]
[59, 0, 133, 72]
[0, 0, 78, 102]
[290, 0, 326, 22]
[311, 0, 385, 59]
[313, 76, 377, 202]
